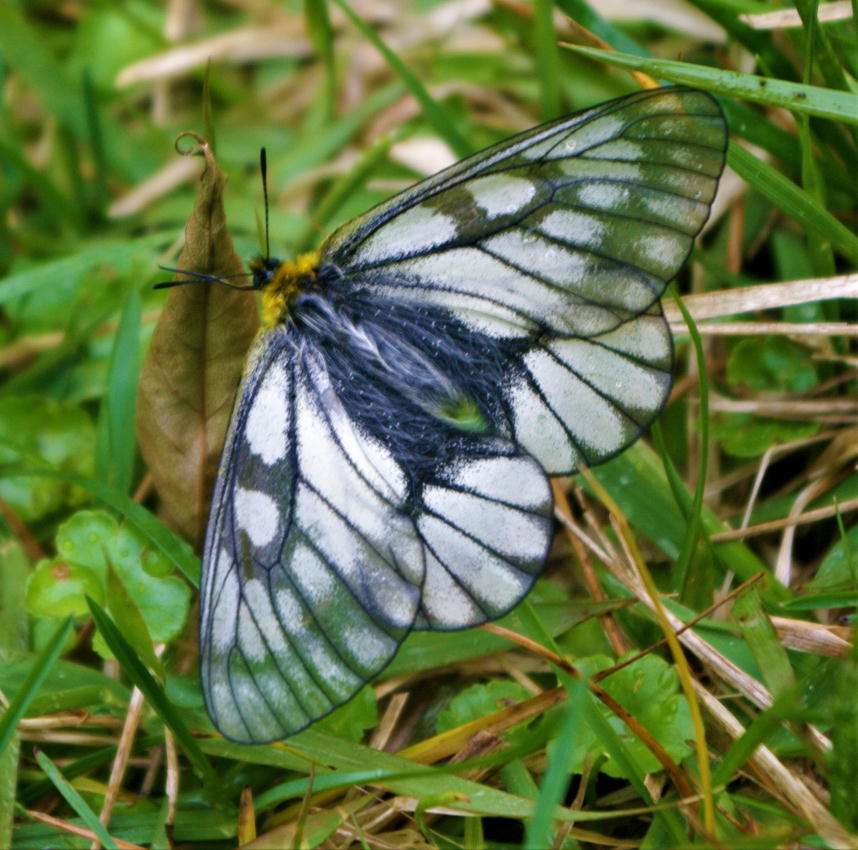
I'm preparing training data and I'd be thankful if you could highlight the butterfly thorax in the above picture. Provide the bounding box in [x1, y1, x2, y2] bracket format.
[254, 250, 320, 328]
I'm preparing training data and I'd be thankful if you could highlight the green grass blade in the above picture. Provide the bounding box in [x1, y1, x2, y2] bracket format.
[0, 234, 167, 308]
[712, 701, 788, 788]
[0, 4, 155, 182]
[82, 68, 108, 216]
[0, 135, 81, 230]
[728, 141, 858, 265]
[670, 289, 711, 606]
[33, 749, 119, 850]
[0, 539, 29, 848]
[295, 127, 406, 251]
[304, 0, 337, 122]
[85, 597, 217, 787]
[554, 0, 647, 55]
[534, 0, 562, 120]
[563, 45, 858, 126]
[680, 0, 797, 81]
[96, 285, 142, 496]
[732, 584, 796, 699]
[794, 0, 853, 96]
[209, 729, 606, 827]
[329, 0, 472, 158]
[525, 674, 587, 849]
[274, 82, 404, 196]
[589, 443, 786, 601]
[831, 637, 858, 830]
[0, 5, 85, 139]
[796, 3, 838, 279]
[20, 745, 121, 805]
[0, 617, 73, 759]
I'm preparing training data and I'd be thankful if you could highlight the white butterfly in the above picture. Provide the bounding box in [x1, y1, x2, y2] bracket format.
[195, 86, 726, 743]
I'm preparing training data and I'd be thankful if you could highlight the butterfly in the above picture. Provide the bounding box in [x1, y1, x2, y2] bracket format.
[187, 86, 726, 743]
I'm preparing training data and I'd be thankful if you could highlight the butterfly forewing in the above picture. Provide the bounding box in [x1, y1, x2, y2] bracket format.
[323, 88, 725, 329]
[322, 87, 725, 473]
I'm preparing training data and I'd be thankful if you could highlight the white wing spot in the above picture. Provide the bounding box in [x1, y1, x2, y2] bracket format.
[422, 552, 481, 627]
[551, 339, 667, 413]
[539, 209, 606, 246]
[637, 232, 686, 271]
[246, 362, 289, 465]
[234, 488, 280, 547]
[290, 542, 336, 604]
[509, 379, 579, 473]
[243, 579, 282, 644]
[598, 315, 669, 363]
[342, 623, 393, 670]
[525, 349, 629, 455]
[466, 174, 535, 217]
[547, 115, 622, 159]
[210, 565, 239, 653]
[454, 456, 549, 511]
[578, 183, 630, 208]
[358, 205, 458, 263]
[587, 139, 644, 160]
[238, 605, 266, 663]
[482, 232, 590, 288]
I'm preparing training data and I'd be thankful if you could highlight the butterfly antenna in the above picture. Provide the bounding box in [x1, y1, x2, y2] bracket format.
[260, 147, 271, 261]
[154, 266, 254, 290]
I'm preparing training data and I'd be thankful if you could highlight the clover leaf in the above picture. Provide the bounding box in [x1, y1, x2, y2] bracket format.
[551, 654, 694, 778]
[26, 509, 191, 655]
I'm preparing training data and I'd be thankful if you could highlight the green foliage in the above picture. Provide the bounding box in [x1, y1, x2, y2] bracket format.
[436, 680, 532, 735]
[714, 415, 819, 458]
[316, 686, 379, 742]
[551, 655, 694, 777]
[727, 337, 819, 394]
[0, 397, 94, 520]
[806, 522, 858, 591]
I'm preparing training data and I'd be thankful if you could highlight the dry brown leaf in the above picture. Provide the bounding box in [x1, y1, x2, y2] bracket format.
[136, 135, 259, 549]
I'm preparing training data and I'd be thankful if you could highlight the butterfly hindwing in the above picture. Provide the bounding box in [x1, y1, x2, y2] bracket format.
[201, 326, 554, 741]
[415, 449, 553, 630]
[508, 301, 674, 473]
[201, 330, 423, 743]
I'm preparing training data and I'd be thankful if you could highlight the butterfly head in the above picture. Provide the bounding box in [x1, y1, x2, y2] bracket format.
[254, 250, 321, 328]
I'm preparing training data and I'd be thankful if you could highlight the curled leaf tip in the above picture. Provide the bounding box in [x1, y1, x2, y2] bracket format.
[174, 130, 210, 157]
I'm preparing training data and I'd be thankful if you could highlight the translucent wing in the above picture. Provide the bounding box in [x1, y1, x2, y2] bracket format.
[322, 86, 724, 473]
[506, 301, 673, 473]
[200, 331, 422, 743]
[323, 87, 725, 338]
[200, 327, 554, 741]
[414, 448, 553, 630]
